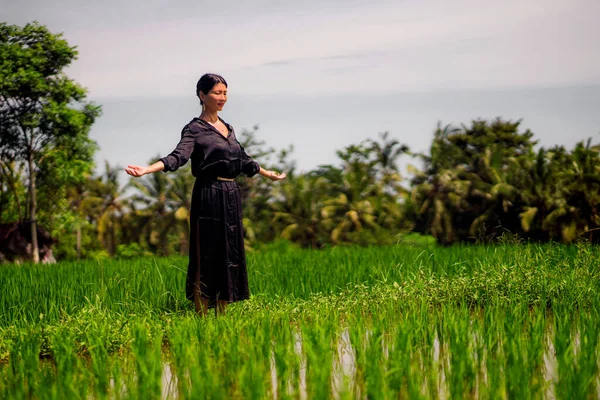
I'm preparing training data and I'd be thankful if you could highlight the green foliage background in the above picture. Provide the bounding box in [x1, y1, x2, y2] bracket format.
[1, 22, 599, 262]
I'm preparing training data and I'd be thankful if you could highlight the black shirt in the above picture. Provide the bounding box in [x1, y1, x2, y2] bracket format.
[159, 117, 261, 179]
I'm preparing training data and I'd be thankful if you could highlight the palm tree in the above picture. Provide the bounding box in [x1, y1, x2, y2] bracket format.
[410, 123, 465, 244]
[367, 131, 409, 193]
[271, 174, 328, 248]
[169, 167, 194, 254]
[466, 146, 521, 238]
[542, 140, 600, 242]
[514, 147, 563, 240]
[319, 144, 383, 244]
[410, 119, 538, 243]
[128, 164, 173, 255]
[363, 132, 412, 233]
[80, 161, 127, 256]
[410, 167, 471, 244]
[235, 126, 297, 246]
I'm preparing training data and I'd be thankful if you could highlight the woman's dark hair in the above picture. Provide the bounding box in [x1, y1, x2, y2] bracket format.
[196, 73, 227, 105]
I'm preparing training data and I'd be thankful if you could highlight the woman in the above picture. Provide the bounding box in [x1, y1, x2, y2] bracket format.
[125, 73, 286, 316]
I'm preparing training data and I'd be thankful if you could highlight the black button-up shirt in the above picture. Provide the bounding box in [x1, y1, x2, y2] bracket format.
[159, 118, 260, 179]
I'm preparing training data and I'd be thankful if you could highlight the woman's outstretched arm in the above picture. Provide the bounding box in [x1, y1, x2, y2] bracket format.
[125, 126, 195, 178]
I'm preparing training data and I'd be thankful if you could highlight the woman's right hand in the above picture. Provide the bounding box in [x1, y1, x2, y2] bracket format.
[268, 170, 287, 181]
[125, 165, 148, 177]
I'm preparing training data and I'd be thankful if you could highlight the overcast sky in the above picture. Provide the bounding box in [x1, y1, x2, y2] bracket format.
[3, 0, 600, 173]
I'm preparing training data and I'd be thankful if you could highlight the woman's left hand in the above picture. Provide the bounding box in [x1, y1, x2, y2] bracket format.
[125, 165, 148, 177]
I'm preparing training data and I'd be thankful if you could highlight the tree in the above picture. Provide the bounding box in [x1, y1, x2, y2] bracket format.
[0, 22, 101, 262]
[540, 140, 600, 243]
[127, 155, 181, 256]
[0, 160, 26, 223]
[235, 125, 296, 245]
[367, 131, 409, 193]
[82, 162, 126, 256]
[169, 166, 195, 255]
[366, 132, 411, 232]
[271, 174, 329, 248]
[321, 144, 380, 244]
[410, 119, 537, 244]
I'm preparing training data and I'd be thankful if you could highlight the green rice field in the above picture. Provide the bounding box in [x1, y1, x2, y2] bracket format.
[1, 241, 599, 399]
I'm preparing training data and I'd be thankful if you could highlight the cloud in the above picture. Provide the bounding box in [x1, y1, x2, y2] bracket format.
[251, 36, 491, 71]
[6, 0, 597, 98]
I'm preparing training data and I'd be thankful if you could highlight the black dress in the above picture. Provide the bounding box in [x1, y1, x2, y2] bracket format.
[159, 117, 260, 308]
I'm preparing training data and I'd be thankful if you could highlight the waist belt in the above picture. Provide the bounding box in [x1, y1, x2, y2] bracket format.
[216, 177, 234, 181]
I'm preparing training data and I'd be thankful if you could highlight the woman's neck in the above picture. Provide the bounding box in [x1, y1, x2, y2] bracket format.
[200, 110, 219, 123]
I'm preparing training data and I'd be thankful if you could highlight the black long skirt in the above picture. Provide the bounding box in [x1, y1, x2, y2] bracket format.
[185, 179, 250, 308]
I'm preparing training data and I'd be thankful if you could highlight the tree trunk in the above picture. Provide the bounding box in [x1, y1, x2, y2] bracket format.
[110, 220, 116, 256]
[76, 226, 81, 259]
[0, 162, 24, 221]
[179, 230, 187, 255]
[28, 152, 40, 263]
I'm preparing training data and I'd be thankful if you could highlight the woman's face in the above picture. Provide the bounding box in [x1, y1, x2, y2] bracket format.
[201, 83, 228, 112]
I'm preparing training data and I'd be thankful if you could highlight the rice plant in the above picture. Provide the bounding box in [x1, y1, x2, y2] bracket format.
[1, 242, 599, 398]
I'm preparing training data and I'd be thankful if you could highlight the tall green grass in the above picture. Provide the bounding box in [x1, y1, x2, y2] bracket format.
[1, 242, 598, 327]
[1, 242, 599, 398]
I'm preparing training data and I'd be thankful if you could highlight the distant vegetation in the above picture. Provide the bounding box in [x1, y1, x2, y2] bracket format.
[1, 22, 599, 262]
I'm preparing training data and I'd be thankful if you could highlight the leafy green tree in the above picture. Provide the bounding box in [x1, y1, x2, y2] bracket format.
[35, 136, 97, 259]
[0, 22, 101, 262]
